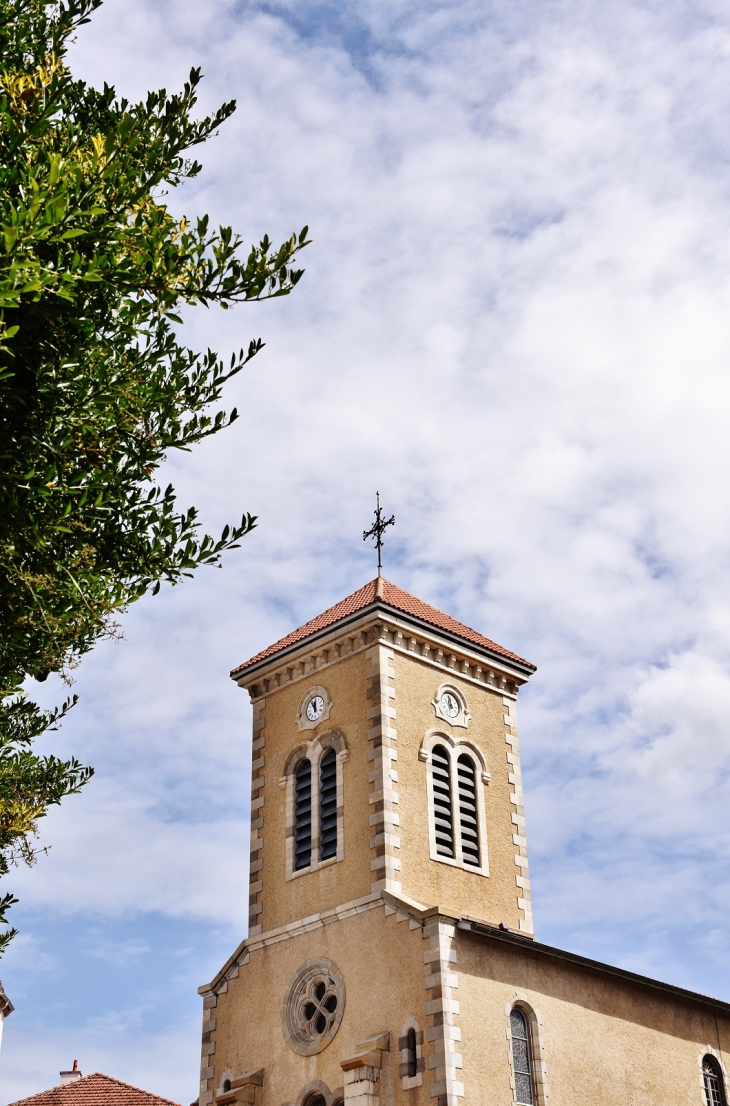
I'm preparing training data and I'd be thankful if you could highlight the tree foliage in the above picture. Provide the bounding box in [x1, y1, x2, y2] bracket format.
[0, 0, 308, 949]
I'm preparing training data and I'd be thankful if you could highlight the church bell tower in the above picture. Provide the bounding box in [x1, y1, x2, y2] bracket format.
[199, 576, 536, 1106]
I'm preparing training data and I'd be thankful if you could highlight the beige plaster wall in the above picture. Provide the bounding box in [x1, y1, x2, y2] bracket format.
[456, 930, 730, 1106]
[210, 905, 431, 1106]
[257, 651, 373, 934]
[394, 654, 523, 929]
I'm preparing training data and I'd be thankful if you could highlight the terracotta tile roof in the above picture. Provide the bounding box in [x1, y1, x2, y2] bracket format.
[7, 1073, 180, 1106]
[231, 577, 535, 677]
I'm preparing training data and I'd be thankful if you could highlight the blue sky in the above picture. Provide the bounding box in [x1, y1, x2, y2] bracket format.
[4, 0, 730, 1100]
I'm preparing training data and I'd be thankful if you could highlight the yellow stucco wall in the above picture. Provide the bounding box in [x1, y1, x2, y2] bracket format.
[256, 651, 373, 934]
[209, 905, 431, 1106]
[394, 654, 523, 929]
[456, 929, 730, 1106]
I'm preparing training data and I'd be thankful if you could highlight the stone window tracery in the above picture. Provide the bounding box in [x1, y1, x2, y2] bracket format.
[282, 959, 345, 1056]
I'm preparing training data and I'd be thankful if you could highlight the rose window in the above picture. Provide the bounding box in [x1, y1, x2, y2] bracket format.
[282, 958, 345, 1055]
[299, 975, 338, 1036]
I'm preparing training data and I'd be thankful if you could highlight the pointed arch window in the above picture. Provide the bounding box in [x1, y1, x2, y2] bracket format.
[704, 1056, 727, 1106]
[423, 734, 489, 875]
[510, 1008, 534, 1106]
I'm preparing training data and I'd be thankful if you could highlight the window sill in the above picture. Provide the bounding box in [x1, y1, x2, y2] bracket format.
[286, 852, 344, 881]
[429, 849, 489, 878]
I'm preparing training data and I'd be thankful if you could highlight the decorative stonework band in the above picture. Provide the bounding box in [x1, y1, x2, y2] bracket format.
[240, 612, 526, 704]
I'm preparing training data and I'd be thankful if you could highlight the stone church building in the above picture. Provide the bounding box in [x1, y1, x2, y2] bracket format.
[198, 577, 730, 1106]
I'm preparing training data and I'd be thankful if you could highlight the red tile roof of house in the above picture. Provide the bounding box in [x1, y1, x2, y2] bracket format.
[7, 1073, 180, 1106]
[231, 577, 535, 677]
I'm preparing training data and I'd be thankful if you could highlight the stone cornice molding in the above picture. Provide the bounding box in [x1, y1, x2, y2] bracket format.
[235, 608, 530, 703]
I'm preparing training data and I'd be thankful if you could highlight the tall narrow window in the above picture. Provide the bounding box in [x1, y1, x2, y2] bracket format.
[320, 749, 338, 860]
[294, 759, 312, 870]
[406, 1027, 417, 1079]
[457, 754, 480, 866]
[704, 1056, 727, 1106]
[510, 1008, 534, 1106]
[431, 745, 454, 857]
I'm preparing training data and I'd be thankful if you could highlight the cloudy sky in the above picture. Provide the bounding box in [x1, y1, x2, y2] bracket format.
[5, 0, 730, 1099]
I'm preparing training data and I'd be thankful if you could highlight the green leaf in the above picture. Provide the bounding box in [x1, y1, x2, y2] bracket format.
[0, 0, 307, 956]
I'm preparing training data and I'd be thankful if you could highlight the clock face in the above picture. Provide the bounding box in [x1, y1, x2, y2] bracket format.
[441, 692, 459, 719]
[305, 695, 325, 722]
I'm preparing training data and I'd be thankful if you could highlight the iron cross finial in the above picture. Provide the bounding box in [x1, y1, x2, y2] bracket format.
[363, 491, 395, 575]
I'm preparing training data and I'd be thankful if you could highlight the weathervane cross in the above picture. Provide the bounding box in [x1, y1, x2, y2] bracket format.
[363, 491, 395, 576]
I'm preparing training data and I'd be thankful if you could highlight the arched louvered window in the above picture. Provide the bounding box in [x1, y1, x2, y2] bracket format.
[510, 1008, 534, 1106]
[320, 749, 338, 860]
[406, 1027, 417, 1078]
[704, 1056, 727, 1106]
[294, 759, 312, 870]
[457, 754, 480, 866]
[431, 744, 454, 857]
